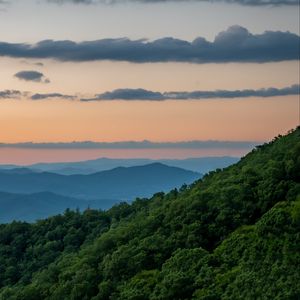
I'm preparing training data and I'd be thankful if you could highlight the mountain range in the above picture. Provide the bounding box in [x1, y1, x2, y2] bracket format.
[0, 156, 239, 175]
[0, 163, 200, 222]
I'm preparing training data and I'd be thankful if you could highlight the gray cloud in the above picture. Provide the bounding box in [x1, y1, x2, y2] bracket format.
[0, 84, 298, 102]
[0, 90, 22, 99]
[1, 26, 299, 63]
[82, 89, 165, 101]
[20, 60, 44, 67]
[81, 84, 300, 101]
[47, 0, 300, 6]
[14, 70, 50, 83]
[49, 0, 95, 3]
[0, 140, 259, 149]
[31, 93, 76, 100]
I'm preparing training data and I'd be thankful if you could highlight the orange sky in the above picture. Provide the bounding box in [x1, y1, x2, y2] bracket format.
[0, 96, 298, 143]
[0, 60, 299, 144]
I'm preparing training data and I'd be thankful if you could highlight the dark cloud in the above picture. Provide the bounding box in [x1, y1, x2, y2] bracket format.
[82, 89, 165, 101]
[14, 70, 50, 83]
[31, 93, 76, 100]
[1, 26, 299, 63]
[0, 140, 258, 149]
[0, 84, 297, 102]
[0, 90, 22, 99]
[47, 0, 300, 6]
[81, 84, 300, 101]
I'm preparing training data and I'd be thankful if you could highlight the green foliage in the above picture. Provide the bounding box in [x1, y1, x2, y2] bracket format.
[194, 201, 300, 300]
[0, 209, 110, 289]
[0, 127, 299, 299]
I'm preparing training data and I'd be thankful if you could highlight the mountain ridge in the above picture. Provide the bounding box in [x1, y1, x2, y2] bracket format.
[0, 163, 201, 223]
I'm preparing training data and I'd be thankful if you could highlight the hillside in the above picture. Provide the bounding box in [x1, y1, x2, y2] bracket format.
[0, 128, 299, 299]
[0, 163, 200, 200]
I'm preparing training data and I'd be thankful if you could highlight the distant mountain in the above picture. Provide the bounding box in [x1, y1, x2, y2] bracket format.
[0, 156, 239, 175]
[0, 167, 38, 175]
[160, 157, 239, 173]
[0, 191, 115, 223]
[0, 163, 200, 201]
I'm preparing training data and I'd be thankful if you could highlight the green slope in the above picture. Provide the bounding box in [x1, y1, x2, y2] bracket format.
[0, 128, 299, 300]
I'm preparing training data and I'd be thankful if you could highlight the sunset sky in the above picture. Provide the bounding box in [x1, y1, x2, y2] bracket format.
[0, 0, 299, 163]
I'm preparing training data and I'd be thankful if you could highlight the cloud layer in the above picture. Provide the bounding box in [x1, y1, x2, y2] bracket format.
[0, 140, 259, 149]
[1, 26, 299, 63]
[14, 70, 50, 83]
[48, 0, 300, 6]
[0, 84, 298, 101]
[81, 84, 300, 101]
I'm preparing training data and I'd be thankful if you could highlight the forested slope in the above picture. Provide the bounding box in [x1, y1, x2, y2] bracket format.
[0, 128, 299, 299]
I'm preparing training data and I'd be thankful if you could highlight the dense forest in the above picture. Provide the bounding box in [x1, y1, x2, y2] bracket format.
[0, 128, 299, 299]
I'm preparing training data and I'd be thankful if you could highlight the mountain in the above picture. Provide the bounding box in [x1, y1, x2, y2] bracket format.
[0, 156, 239, 175]
[0, 128, 299, 299]
[0, 163, 200, 200]
[0, 168, 38, 175]
[0, 191, 116, 223]
[160, 156, 239, 173]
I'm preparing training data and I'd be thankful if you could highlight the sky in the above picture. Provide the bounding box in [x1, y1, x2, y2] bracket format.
[0, 0, 299, 163]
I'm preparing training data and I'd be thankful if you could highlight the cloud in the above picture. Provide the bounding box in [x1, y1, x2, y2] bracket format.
[20, 60, 44, 67]
[49, 0, 95, 3]
[14, 70, 50, 83]
[47, 0, 300, 6]
[1, 26, 299, 63]
[0, 140, 259, 149]
[82, 89, 165, 101]
[0, 90, 22, 99]
[81, 84, 300, 101]
[48, 0, 94, 3]
[0, 84, 298, 102]
[31, 93, 76, 100]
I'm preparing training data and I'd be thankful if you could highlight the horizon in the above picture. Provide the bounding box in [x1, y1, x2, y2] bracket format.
[0, 147, 248, 165]
[0, 135, 261, 165]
